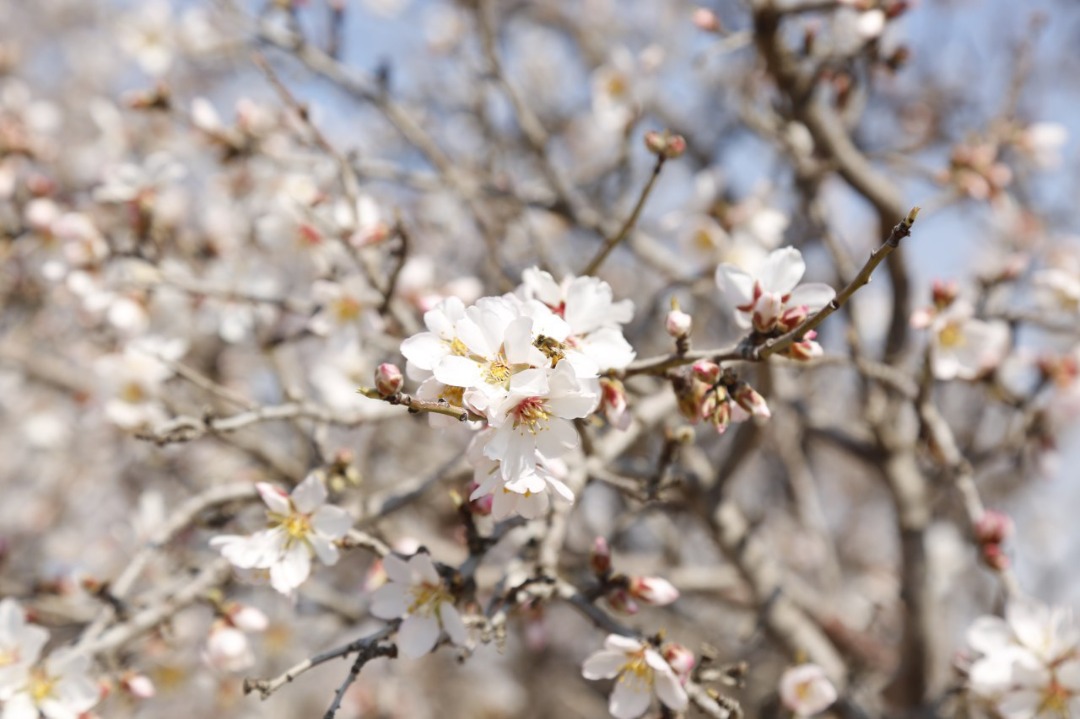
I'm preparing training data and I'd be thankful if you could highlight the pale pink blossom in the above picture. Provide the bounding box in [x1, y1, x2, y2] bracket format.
[780, 663, 838, 716]
[582, 635, 688, 719]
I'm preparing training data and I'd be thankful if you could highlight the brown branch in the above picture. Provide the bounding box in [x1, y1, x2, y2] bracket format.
[582, 153, 667, 276]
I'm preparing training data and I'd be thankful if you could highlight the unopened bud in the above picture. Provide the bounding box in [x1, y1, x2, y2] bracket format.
[708, 397, 733, 434]
[981, 543, 1010, 571]
[785, 332, 823, 361]
[778, 304, 810, 333]
[628, 576, 680, 606]
[692, 7, 722, 33]
[374, 363, 403, 396]
[692, 360, 721, 384]
[605, 588, 639, 615]
[643, 130, 687, 159]
[932, 279, 958, 309]
[590, 537, 612, 576]
[666, 308, 692, 339]
[974, 510, 1013, 546]
[467, 482, 493, 516]
[733, 381, 771, 419]
[120, 672, 156, 699]
[662, 642, 696, 680]
[600, 378, 632, 431]
[226, 603, 269, 632]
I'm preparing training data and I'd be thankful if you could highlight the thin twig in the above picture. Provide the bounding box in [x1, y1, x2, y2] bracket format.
[582, 153, 667, 276]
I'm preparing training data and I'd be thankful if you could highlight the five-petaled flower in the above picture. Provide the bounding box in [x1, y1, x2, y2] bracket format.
[211, 473, 352, 594]
[715, 246, 835, 335]
[779, 663, 838, 717]
[370, 552, 468, 658]
[582, 634, 689, 719]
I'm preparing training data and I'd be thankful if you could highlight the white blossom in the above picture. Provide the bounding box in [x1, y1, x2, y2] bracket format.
[912, 301, 1010, 381]
[716, 246, 835, 334]
[369, 553, 467, 658]
[0, 600, 48, 701]
[779, 663, 838, 717]
[210, 474, 352, 594]
[582, 635, 688, 719]
[0, 649, 100, 719]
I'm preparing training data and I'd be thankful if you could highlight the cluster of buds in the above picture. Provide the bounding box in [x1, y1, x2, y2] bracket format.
[643, 130, 687, 160]
[675, 361, 770, 434]
[589, 537, 680, 615]
[974, 509, 1013, 572]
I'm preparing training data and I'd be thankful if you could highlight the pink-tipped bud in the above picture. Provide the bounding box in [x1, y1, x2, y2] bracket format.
[974, 510, 1013, 546]
[467, 482, 494, 516]
[628, 576, 680, 606]
[692, 7, 722, 33]
[692, 360, 721, 384]
[605, 588, 639, 615]
[785, 332, 823, 361]
[644, 130, 687, 159]
[600, 378, 632, 431]
[590, 537, 612, 576]
[662, 642, 696, 680]
[981, 543, 1010, 571]
[932, 279, 958, 309]
[120, 672, 156, 699]
[778, 304, 810, 333]
[226, 603, 269, 633]
[374, 363, 403, 397]
[666, 308, 693, 338]
[733, 381, 770, 419]
[709, 398, 733, 434]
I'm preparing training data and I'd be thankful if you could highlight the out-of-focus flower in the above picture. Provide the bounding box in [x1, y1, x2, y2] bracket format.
[0, 599, 48, 699]
[117, 0, 175, 76]
[599, 377, 632, 431]
[1016, 122, 1068, 169]
[1033, 265, 1080, 315]
[627, 577, 679, 606]
[965, 600, 1080, 717]
[0, 648, 100, 719]
[369, 552, 467, 658]
[911, 300, 1010, 381]
[779, 663, 838, 717]
[95, 337, 185, 430]
[211, 474, 352, 594]
[466, 429, 575, 521]
[582, 635, 688, 719]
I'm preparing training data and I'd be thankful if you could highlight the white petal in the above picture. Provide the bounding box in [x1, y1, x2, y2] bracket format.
[269, 543, 311, 593]
[653, 667, 689, 711]
[308, 534, 339, 566]
[967, 615, 1012, 655]
[400, 332, 445, 370]
[787, 282, 836, 311]
[439, 604, 468, 646]
[759, 246, 806, 294]
[291, 474, 327, 514]
[256, 483, 291, 515]
[1, 693, 39, 719]
[312, 506, 352, 539]
[370, 584, 408, 619]
[582, 650, 625, 679]
[410, 554, 441, 585]
[433, 355, 483, 389]
[715, 264, 755, 305]
[398, 615, 440, 658]
[382, 554, 412, 584]
[610, 676, 652, 719]
[604, 635, 645, 653]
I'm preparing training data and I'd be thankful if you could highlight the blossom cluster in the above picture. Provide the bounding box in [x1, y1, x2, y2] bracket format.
[400, 268, 636, 519]
[964, 600, 1080, 717]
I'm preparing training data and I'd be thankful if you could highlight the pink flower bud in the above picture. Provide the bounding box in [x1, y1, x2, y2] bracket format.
[605, 588, 639, 615]
[785, 332, 823, 361]
[666, 308, 692, 338]
[778, 304, 810, 333]
[708, 398, 733, 434]
[226, 604, 269, 632]
[692, 7, 722, 32]
[590, 537, 612, 576]
[974, 510, 1013, 546]
[662, 642, 696, 680]
[692, 360, 721, 384]
[981, 543, 1010, 571]
[628, 576, 680, 606]
[643, 130, 687, 159]
[120, 672, 156, 699]
[600, 378, 632, 431]
[932, 279, 958, 309]
[467, 482, 494, 516]
[374, 363, 403, 396]
[733, 382, 770, 419]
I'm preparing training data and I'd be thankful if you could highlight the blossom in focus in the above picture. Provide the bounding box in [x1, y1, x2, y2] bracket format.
[965, 600, 1080, 718]
[715, 246, 835, 334]
[582, 635, 688, 719]
[369, 552, 468, 658]
[210, 474, 352, 594]
[779, 663, 838, 717]
[466, 429, 575, 521]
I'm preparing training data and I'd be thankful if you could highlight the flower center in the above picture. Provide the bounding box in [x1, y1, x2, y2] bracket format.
[619, 650, 655, 689]
[938, 322, 966, 348]
[1039, 678, 1071, 716]
[271, 512, 311, 541]
[449, 338, 469, 356]
[333, 296, 362, 322]
[484, 357, 512, 385]
[511, 397, 550, 432]
[120, 381, 147, 404]
[0, 648, 19, 667]
[408, 582, 452, 617]
[28, 668, 56, 705]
